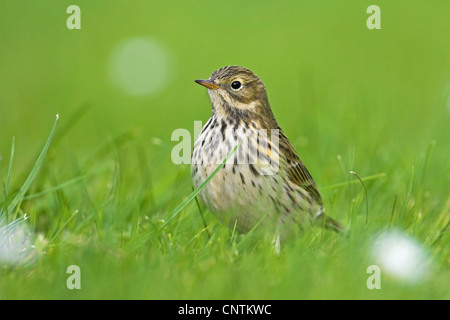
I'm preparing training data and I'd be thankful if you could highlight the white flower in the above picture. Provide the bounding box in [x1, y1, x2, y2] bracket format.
[372, 230, 431, 283]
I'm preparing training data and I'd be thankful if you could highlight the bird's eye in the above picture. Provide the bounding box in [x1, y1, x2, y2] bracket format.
[231, 80, 242, 90]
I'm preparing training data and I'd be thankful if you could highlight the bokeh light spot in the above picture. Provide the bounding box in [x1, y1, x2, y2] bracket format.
[109, 37, 172, 96]
[372, 230, 431, 283]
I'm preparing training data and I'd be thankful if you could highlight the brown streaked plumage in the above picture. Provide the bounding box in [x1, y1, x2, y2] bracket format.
[191, 66, 344, 246]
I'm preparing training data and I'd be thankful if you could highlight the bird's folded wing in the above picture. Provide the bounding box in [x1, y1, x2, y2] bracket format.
[278, 129, 323, 205]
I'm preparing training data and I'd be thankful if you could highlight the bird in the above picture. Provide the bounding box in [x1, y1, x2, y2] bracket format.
[191, 66, 344, 246]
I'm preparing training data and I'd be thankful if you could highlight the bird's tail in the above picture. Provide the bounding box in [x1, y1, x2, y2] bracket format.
[314, 213, 346, 233]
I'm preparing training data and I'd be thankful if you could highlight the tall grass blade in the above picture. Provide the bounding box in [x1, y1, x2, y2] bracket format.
[5, 137, 15, 197]
[0, 137, 15, 218]
[193, 186, 210, 240]
[350, 170, 369, 225]
[321, 172, 385, 191]
[5, 115, 59, 216]
[160, 143, 240, 228]
[131, 143, 240, 250]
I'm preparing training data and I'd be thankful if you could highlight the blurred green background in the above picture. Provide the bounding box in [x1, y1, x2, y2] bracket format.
[0, 0, 449, 299]
[1, 0, 449, 170]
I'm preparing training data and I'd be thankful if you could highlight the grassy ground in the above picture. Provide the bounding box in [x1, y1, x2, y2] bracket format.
[0, 1, 449, 299]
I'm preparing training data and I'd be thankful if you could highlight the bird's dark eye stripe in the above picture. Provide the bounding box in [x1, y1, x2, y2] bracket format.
[231, 81, 242, 90]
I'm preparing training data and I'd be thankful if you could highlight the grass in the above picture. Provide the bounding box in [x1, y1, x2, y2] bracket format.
[0, 112, 448, 299]
[0, 0, 449, 300]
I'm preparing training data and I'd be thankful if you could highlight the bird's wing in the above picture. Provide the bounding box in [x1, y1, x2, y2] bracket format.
[278, 129, 323, 205]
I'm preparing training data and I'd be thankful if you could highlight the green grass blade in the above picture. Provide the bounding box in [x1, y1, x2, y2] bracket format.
[236, 211, 269, 249]
[350, 170, 369, 225]
[0, 214, 28, 232]
[160, 143, 240, 229]
[22, 176, 84, 201]
[193, 186, 211, 240]
[5, 115, 59, 216]
[0, 137, 15, 218]
[131, 143, 240, 250]
[49, 209, 78, 242]
[321, 172, 386, 191]
[5, 136, 15, 196]
[419, 140, 436, 187]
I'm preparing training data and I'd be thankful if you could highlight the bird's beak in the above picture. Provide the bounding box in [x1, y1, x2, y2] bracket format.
[195, 79, 221, 90]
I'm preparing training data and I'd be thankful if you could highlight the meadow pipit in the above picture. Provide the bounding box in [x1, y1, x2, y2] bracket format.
[192, 66, 343, 244]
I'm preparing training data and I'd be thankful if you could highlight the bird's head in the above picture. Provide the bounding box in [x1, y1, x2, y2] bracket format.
[195, 66, 275, 124]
